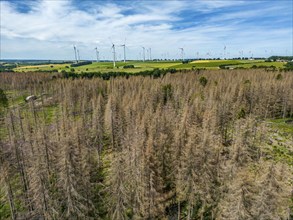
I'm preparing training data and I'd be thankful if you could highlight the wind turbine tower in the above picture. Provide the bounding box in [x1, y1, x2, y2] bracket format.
[142, 47, 145, 62]
[73, 45, 78, 63]
[95, 47, 99, 62]
[112, 43, 116, 68]
[120, 44, 126, 62]
[179, 48, 184, 61]
[149, 48, 152, 61]
[77, 49, 80, 62]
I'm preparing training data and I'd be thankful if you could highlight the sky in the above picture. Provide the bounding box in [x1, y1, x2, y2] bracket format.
[0, 0, 292, 60]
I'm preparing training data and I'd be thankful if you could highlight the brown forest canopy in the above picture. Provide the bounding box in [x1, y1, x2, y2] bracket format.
[0, 69, 292, 219]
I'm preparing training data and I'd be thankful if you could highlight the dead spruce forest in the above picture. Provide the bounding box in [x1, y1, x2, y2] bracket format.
[0, 70, 292, 220]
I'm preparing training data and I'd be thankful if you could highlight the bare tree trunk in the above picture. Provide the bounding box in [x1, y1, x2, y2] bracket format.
[8, 112, 31, 212]
[0, 153, 17, 220]
[6, 178, 17, 220]
[177, 201, 181, 220]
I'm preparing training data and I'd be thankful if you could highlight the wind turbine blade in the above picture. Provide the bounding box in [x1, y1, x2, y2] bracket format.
[108, 37, 114, 45]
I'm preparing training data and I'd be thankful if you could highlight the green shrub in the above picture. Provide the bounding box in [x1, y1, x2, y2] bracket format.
[276, 73, 283, 80]
[244, 79, 251, 84]
[199, 76, 208, 87]
[237, 108, 246, 119]
[123, 65, 135, 69]
[0, 88, 8, 108]
[162, 84, 173, 104]
[70, 61, 92, 67]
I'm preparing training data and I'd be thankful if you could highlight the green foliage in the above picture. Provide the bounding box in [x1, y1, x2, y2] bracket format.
[268, 56, 293, 61]
[219, 64, 228, 69]
[244, 79, 251, 85]
[285, 61, 293, 67]
[271, 145, 293, 166]
[0, 88, 8, 108]
[0, 63, 16, 72]
[276, 73, 283, 80]
[123, 64, 135, 69]
[70, 61, 93, 67]
[62, 68, 178, 80]
[237, 108, 246, 119]
[199, 76, 208, 87]
[162, 83, 173, 104]
[0, 201, 11, 219]
[269, 118, 293, 135]
[125, 208, 134, 218]
[284, 62, 293, 71]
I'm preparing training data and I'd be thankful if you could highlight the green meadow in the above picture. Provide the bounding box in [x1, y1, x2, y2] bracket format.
[13, 59, 287, 73]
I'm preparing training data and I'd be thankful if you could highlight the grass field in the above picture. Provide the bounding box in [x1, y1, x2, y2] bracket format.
[74, 61, 182, 73]
[13, 59, 287, 73]
[15, 63, 70, 72]
[228, 61, 286, 69]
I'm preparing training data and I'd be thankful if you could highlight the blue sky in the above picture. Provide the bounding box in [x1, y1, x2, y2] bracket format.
[0, 0, 292, 60]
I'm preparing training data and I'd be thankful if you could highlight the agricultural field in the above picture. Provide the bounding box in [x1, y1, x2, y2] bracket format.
[172, 59, 260, 69]
[228, 61, 286, 69]
[74, 60, 181, 73]
[11, 59, 287, 73]
[14, 63, 70, 72]
[0, 69, 292, 219]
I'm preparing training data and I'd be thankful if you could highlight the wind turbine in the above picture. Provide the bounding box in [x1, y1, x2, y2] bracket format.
[249, 51, 253, 59]
[149, 48, 152, 61]
[120, 38, 126, 63]
[206, 52, 211, 59]
[77, 49, 80, 62]
[223, 45, 226, 60]
[120, 44, 126, 62]
[94, 47, 99, 62]
[108, 37, 117, 67]
[142, 47, 145, 62]
[179, 48, 184, 61]
[73, 45, 78, 63]
[111, 43, 116, 68]
[239, 51, 243, 60]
